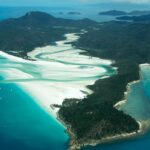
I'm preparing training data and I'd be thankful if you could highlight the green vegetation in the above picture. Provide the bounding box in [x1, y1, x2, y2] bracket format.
[99, 10, 150, 16]
[99, 10, 127, 16]
[0, 11, 96, 58]
[59, 21, 150, 142]
[117, 14, 150, 22]
[0, 11, 148, 146]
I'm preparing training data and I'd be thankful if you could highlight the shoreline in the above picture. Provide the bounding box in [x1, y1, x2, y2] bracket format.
[1, 32, 147, 150]
[58, 63, 150, 150]
[114, 80, 140, 109]
[24, 32, 114, 117]
[0, 32, 113, 117]
[58, 113, 146, 150]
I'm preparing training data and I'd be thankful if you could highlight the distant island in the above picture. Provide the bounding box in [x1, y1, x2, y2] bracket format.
[0, 11, 95, 57]
[117, 14, 150, 22]
[1, 11, 150, 150]
[58, 12, 81, 15]
[129, 10, 150, 15]
[68, 12, 81, 15]
[99, 10, 127, 16]
[99, 10, 150, 16]
[58, 12, 64, 15]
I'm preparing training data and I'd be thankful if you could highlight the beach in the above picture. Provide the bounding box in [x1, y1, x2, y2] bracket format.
[0, 32, 114, 118]
[67, 63, 150, 150]
[1, 32, 150, 150]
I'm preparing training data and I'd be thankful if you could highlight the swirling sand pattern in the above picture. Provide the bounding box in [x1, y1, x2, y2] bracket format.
[0, 33, 115, 116]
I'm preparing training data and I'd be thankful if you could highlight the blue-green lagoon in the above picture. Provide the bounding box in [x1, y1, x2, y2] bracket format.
[0, 83, 69, 150]
[83, 64, 150, 150]
[2, 33, 150, 150]
[0, 33, 115, 150]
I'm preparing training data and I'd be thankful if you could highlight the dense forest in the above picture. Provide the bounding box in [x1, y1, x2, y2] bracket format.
[99, 10, 150, 16]
[117, 14, 150, 22]
[0, 11, 149, 147]
[59, 20, 150, 143]
[0, 11, 96, 57]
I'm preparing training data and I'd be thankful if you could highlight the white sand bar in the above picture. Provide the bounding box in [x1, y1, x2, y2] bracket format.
[0, 32, 114, 116]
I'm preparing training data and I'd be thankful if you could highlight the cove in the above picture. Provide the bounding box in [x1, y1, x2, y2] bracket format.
[83, 64, 150, 150]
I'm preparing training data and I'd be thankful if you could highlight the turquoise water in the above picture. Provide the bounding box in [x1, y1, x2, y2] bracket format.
[0, 6, 116, 22]
[83, 65, 150, 150]
[1, 7, 150, 150]
[0, 83, 69, 150]
[0, 33, 116, 150]
[2, 62, 150, 150]
[1, 43, 150, 150]
[82, 132, 150, 150]
[119, 82, 150, 121]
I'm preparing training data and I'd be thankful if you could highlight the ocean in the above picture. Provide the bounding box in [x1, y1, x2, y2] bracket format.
[0, 30, 115, 150]
[0, 6, 150, 150]
[83, 65, 150, 150]
[0, 83, 69, 150]
[0, 6, 115, 22]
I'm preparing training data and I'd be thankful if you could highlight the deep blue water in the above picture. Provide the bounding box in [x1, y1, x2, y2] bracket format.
[82, 132, 150, 150]
[0, 6, 115, 22]
[0, 83, 69, 150]
[1, 6, 150, 150]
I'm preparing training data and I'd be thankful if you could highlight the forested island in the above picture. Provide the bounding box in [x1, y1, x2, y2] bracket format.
[0, 11, 96, 57]
[99, 10, 127, 16]
[117, 14, 150, 22]
[59, 16, 150, 148]
[0, 11, 150, 150]
[68, 12, 81, 15]
[99, 10, 150, 16]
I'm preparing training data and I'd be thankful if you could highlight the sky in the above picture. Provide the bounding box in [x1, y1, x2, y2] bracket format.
[0, 0, 150, 7]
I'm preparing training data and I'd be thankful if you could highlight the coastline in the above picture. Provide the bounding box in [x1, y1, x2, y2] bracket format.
[114, 80, 140, 109]
[24, 32, 114, 117]
[1, 31, 147, 150]
[0, 32, 113, 117]
[58, 113, 145, 150]
[58, 63, 150, 150]
[1, 10, 150, 150]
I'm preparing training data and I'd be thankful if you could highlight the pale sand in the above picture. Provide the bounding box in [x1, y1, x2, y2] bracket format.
[113, 64, 149, 143]
[0, 32, 114, 117]
[28, 33, 112, 66]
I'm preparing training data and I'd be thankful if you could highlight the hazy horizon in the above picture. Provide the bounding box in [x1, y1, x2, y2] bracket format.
[0, 0, 150, 11]
[0, 4, 150, 12]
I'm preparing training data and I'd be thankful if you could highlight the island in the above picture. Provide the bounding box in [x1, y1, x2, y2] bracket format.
[0, 11, 150, 150]
[99, 10, 150, 16]
[128, 10, 150, 15]
[68, 12, 81, 15]
[117, 13, 150, 22]
[58, 12, 64, 15]
[59, 16, 150, 149]
[99, 10, 127, 16]
[0, 11, 96, 57]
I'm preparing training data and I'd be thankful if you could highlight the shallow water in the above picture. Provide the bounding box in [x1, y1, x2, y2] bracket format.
[0, 83, 69, 150]
[0, 6, 150, 150]
[0, 33, 115, 150]
[0, 6, 116, 22]
[0, 27, 150, 150]
[1, 32, 150, 150]
[83, 65, 150, 150]
[120, 65, 150, 122]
